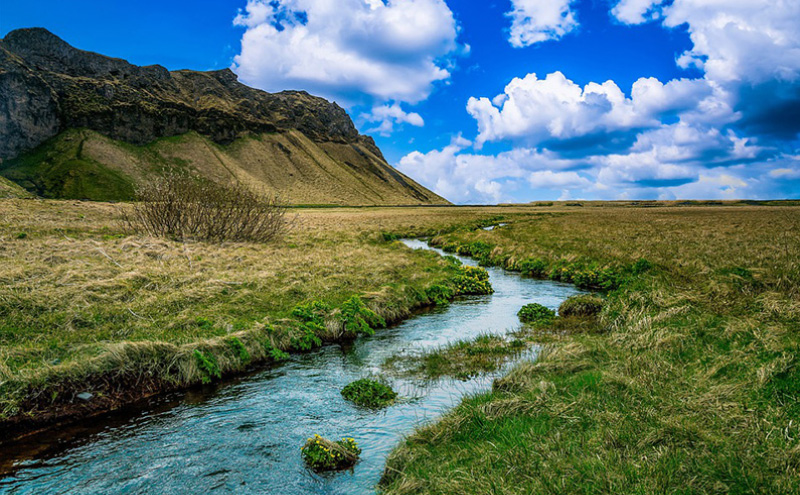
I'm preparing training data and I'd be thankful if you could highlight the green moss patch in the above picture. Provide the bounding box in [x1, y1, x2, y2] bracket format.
[341, 378, 398, 408]
[517, 303, 556, 324]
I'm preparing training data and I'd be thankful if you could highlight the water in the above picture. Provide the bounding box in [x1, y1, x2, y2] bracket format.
[0, 239, 584, 495]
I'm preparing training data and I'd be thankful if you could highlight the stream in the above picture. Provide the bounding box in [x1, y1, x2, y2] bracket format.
[0, 239, 584, 495]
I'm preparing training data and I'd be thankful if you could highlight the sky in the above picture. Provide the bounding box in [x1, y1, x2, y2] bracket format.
[2, 0, 799, 203]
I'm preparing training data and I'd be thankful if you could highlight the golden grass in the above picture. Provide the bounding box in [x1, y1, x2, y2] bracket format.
[0, 199, 513, 433]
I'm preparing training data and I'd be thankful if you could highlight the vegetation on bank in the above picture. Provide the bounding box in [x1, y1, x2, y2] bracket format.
[381, 206, 800, 494]
[0, 201, 509, 436]
[341, 378, 398, 408]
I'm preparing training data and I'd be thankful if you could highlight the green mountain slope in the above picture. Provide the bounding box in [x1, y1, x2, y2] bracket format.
[2, 129, 444, 204]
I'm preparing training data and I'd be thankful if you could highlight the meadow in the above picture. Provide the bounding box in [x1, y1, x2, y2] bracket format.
[0, 199, 506, 437]
[380, 205, 800, 494]
[2, 199, 799, 495]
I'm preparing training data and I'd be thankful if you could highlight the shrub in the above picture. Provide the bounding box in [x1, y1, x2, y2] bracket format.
[518, 303, 556, 324]
[292, 301, 330, 332]
[16, 232, 27, 239]
[341, 378, 398, 408]
[425, 284, 454, 306]
[226, 337, 250, 363]
[454, 266, 493, 295]
[340, 296, 386, 336]
[558, 294, 605, 317]
[301, 435, 361, 472]
[124, 173, 289, 243]
[519, 258, 547, 277]
[193, 349, 221, 384]
[289, 327, 323, 351]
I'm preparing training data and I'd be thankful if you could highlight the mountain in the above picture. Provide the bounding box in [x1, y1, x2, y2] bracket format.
[0, 28, 448, 205]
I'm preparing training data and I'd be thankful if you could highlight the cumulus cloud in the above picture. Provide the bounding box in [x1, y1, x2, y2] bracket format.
[611, 0, 663, 25]
[466, 72, 719, 147]
[396, 137, 591, 203]
[232, 0, 463, 105]
[360, 103, 424, 136]
[411, 0, 800, 203]
[507, 0, 578, 47]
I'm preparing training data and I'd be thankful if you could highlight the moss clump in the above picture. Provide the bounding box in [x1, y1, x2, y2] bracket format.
[517, 303, 556, 324]
[193, 349, 221, 384]
[558, 294, 605, 317]
[301, 434, 361, 472]
[341, 378, 398, 408]
[453, 266, 493, 295]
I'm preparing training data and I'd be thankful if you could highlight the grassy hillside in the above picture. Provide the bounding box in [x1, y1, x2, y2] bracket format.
[0, 177, 33, 199]
[381, 206, 800, 494]
[0, 129, 448, 205]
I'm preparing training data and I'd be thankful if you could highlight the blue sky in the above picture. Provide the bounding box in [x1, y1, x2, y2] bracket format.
[2, 0, 799, 203]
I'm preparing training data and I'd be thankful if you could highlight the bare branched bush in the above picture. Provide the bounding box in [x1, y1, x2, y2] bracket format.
[124, 174, 290, 242]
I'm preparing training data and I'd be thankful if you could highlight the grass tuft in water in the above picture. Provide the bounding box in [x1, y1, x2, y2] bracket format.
[301, 435, 361, 472]
[517, 303, 555, 324]
[341, 378, 398, 408]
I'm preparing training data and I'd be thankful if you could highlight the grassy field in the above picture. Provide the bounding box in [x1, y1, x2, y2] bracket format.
[3, 200, 799, 494]
[0, 199, 504, 437]
[381, 206, 800, 494]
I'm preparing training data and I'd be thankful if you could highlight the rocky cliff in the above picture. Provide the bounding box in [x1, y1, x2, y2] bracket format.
[0, 28, 448, 205]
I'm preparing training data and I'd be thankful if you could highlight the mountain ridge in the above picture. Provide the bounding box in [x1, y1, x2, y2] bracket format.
[0, 28, 448, 205]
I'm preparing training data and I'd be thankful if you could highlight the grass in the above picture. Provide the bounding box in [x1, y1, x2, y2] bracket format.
[517, 303, 556, 324]
[381, 205, 800, 495]
[341, 378, 398, 408]
[384, 333, 532, 381]
[302, 434, 361, 472]
[0, 128, 448, 205]
[0, 200, 515, 436]
[4, 200, 800, 493]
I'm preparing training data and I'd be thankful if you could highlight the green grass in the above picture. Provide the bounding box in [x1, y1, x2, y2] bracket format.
[341, 378, 398, 408]
[384, 333, 531, 381]
[381, 206, 800, 495]
[0, 129, 136, 200]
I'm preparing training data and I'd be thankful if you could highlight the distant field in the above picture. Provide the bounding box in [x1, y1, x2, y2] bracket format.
[381, 205, 800, 494]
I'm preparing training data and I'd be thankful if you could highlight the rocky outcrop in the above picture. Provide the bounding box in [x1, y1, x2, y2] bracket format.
[0, 28, 448, 205]
[0, 28, 382, 161]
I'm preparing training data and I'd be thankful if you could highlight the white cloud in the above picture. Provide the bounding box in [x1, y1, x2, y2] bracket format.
[361, 103, 424, 136]
[507, 0, 578, 47]
[396, 138, 591, 203]
[529, 170, 591, 189]
[466, 71, 718, 147]
[612, 0, 800, 85]
[611, 0, 663, 25]
[232, 0, 463, 105]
